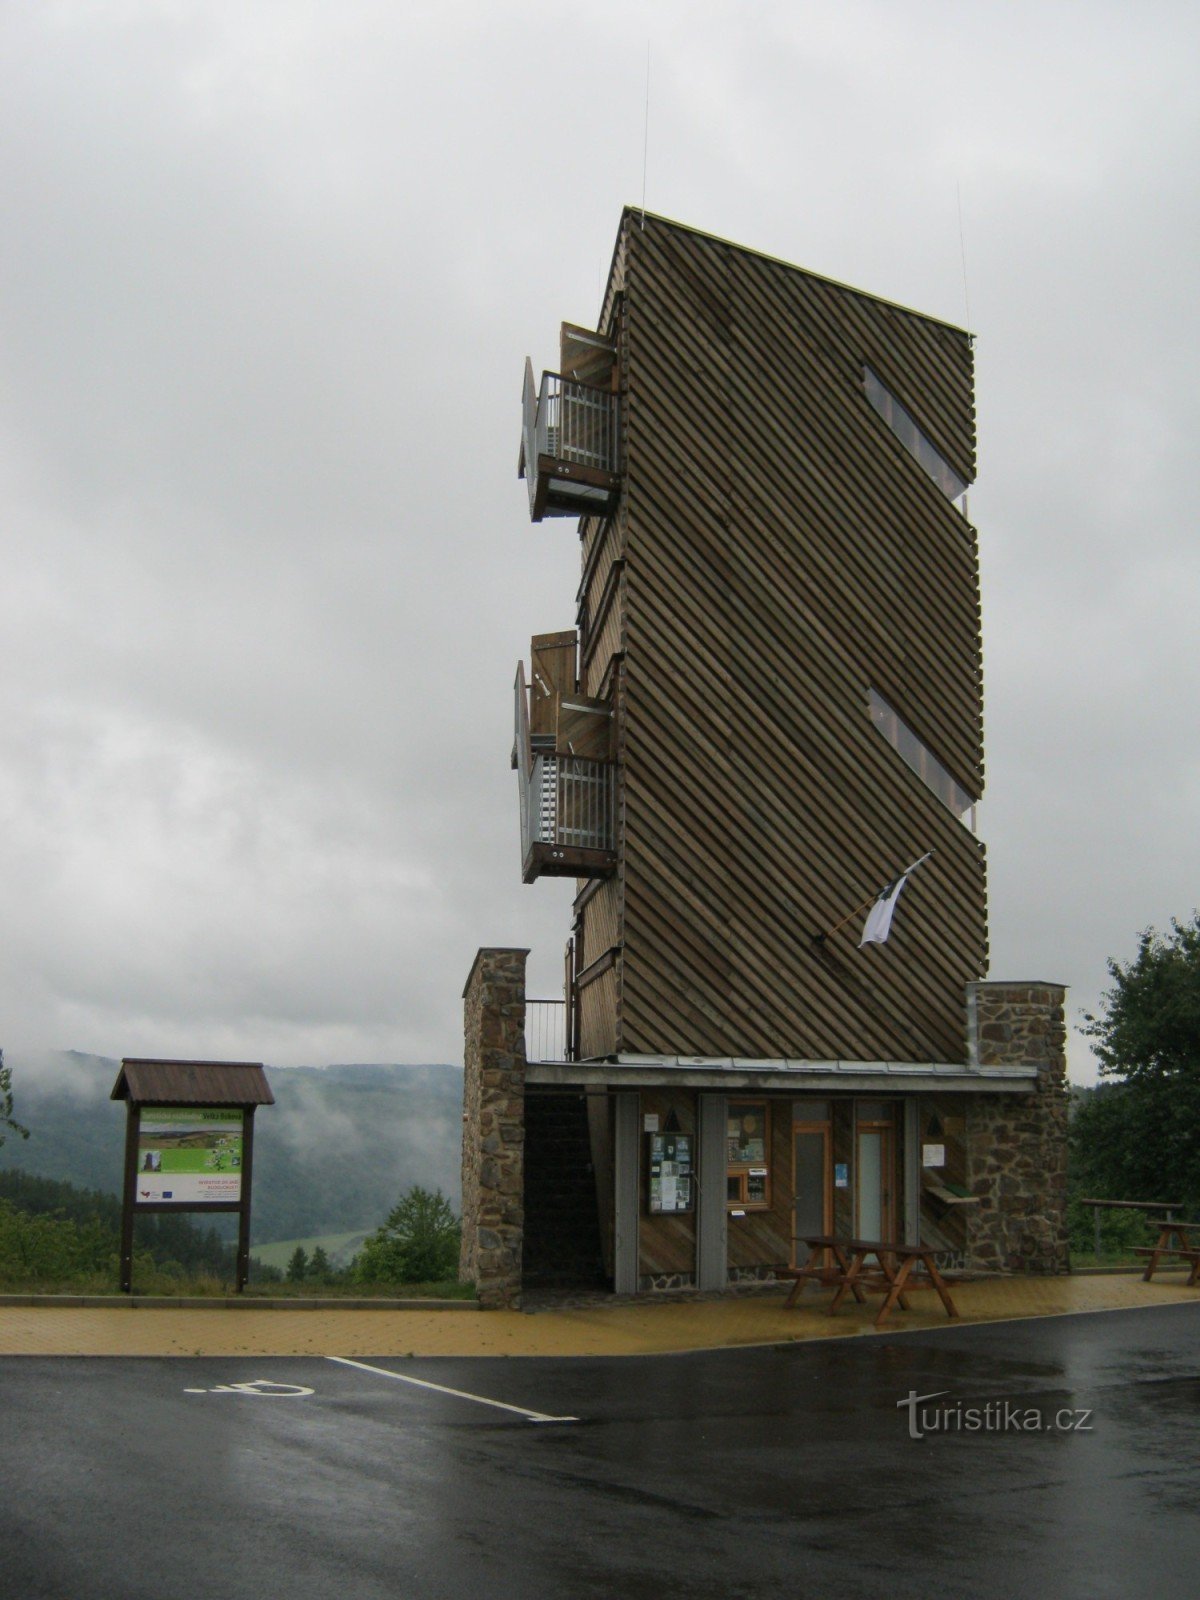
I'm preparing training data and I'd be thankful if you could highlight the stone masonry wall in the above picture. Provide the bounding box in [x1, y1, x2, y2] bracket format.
[965, 981, 1071, 1274]
[460, 947, 528, 1308]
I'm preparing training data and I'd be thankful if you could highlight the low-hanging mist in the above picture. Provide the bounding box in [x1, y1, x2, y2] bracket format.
[0, 1050, 463, 1245]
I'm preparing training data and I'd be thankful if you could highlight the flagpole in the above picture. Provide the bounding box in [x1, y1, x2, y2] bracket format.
[812, 851, 935, 942]
[812, 891, 880, 943]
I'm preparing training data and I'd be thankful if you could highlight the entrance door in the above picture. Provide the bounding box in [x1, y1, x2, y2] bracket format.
[856, 1119, 896, 1242]
[792, 1124, 830, 1265]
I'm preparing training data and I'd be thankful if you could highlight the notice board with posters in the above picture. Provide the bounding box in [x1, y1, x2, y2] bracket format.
[646, 1131, 694, 1214]
[111, 1058, 273, 1293]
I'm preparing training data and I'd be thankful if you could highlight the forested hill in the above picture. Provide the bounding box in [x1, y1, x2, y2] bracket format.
[0, 1052, 463, 1243]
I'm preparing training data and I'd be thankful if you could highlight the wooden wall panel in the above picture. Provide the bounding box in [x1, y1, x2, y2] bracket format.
[638, 1089, 696, 1281]
[917, 1096, 972, 1260]
[577, 875, 621, 963]
[578, 962, 618, 1060]
[529, 632, 576, 739]
[582, 563, 624, 692]
[593, 211, 986, 1064]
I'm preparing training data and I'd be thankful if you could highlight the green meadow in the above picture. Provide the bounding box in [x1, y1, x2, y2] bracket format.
[251, 1231, 370, 1271]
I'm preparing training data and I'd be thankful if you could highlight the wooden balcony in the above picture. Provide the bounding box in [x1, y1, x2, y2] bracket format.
[514, 653, 616, 884]
[519, 359, 620, 523]
[520, 751, 616, 882]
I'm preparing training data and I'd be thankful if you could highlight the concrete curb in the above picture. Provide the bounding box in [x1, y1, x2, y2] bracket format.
[0, 1293, 479, 1312]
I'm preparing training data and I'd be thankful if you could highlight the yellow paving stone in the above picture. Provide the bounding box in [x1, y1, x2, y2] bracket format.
[0, 1274, 1195, 1360]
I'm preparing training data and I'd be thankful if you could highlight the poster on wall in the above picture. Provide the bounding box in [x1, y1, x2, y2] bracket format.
[134, 1107, 244, 1205]
[727, 1106, 766, 1164]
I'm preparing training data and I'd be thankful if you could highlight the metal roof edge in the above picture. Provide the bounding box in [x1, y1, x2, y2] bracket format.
[526, 1058, 1040, 1093]
[527, 1065, 1036, 1095]
[613, 1054, 1025, 1075]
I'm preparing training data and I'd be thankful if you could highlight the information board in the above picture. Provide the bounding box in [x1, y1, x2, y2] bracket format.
[646, 1132, 694, 1214]
[134, 1106, 244, 1206]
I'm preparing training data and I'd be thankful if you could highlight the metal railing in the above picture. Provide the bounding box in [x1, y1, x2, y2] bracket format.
[514, 661, 533, 853]
[521, 360, 618, 516]
[525, 999, 567, 1063]
[1077, 1197, 1184, 1259]
[529, 752, 615, 852]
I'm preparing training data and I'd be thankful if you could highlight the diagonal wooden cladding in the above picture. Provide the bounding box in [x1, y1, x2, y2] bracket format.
[549, 212, 988, 1064]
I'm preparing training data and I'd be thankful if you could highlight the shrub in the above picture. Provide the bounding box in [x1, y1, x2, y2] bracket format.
[354, 1186, 460, 1285]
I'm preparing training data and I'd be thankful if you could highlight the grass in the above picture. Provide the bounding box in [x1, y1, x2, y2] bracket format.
[1069, 1250, 1147, 1270]
[239, 1277, 477, 1300]
[0, 1269, 476, 1299]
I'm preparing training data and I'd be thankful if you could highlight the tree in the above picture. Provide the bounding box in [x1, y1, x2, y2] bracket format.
[286, 1246, 309, 1283]
[307, 1246, 331, 1283]
[1078, 915, 1200, 1209]
[354, 1186, 460, 1285]
[1, 1051, 30, 1149]
[0, 1199, 116, 1285]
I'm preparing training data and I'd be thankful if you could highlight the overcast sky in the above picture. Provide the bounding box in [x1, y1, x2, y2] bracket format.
[1, 1, 1196, 1085]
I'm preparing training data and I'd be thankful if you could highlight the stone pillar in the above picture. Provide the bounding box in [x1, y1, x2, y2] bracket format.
[461, 947, 528, 1308]
[964, 981, 1071, 1274]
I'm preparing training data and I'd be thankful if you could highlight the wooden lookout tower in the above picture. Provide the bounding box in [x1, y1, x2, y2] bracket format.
[462, 212, 1069, 1307]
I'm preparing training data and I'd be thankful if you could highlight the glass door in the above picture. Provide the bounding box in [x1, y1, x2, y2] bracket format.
[792, 1120, 831, 1266]
[855, 1114, 896, 1242]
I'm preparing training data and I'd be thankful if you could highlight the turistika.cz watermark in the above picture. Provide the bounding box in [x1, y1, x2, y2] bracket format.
[898, 1389, 1094, 1441]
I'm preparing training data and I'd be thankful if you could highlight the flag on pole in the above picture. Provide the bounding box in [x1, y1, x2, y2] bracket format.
[860, 852, 934, 947]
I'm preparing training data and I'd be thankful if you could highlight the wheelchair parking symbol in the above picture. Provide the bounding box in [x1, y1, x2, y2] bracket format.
[184, 1377, 315, 1397]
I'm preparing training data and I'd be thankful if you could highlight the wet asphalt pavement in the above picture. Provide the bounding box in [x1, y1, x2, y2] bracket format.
[3, 1303, 1198, 1599]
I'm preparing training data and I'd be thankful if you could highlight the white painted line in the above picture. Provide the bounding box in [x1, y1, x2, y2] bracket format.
[325, 1356, 579, 1424]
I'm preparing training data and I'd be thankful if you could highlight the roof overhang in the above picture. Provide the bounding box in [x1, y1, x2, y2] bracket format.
[526, 1054, 1039, 1095]
[110, 1058, 274, 1107]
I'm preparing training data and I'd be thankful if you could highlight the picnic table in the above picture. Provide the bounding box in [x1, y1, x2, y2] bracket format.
[1078, 1196, 1184, 1260]
[777, 1234, 961, 1329]
[1136, 1219, 1200, 1284]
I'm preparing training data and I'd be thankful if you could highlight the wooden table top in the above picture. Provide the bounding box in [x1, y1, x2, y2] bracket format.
[796, 1235, 940, 1256]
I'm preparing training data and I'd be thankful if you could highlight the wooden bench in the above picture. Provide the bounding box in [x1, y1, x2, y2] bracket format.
[780, 1236, 961, 1328]
[1134, 1220, 1200, 1284]
[776, 1238, 867, 1307]
[1134, 1242, 1200, 1286]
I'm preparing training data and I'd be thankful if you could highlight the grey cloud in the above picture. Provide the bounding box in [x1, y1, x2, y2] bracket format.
[2, 2, 1197, 1080]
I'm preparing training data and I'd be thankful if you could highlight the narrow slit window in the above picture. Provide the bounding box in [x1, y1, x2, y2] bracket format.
[864, 367, 968, 504]
[868, 689, 976, 827]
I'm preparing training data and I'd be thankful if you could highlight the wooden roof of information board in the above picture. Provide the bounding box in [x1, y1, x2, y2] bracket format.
[110, 1058, 274, 1106]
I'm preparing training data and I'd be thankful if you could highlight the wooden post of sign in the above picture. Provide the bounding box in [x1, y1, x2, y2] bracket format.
[119, 1105, 140, 1294]
[235, 1108, 256, 1293]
